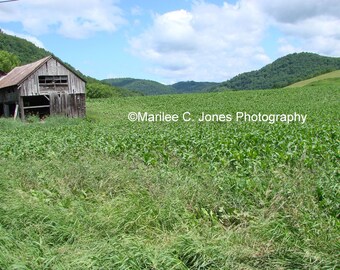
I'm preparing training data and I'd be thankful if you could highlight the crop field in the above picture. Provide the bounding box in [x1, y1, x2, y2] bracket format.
[0, 85, 339, 269]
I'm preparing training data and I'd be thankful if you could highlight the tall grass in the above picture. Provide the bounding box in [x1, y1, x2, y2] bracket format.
[0, 84, 339, 269]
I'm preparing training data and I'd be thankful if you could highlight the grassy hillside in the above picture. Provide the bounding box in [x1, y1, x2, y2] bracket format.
[286, 70, 340, 88]
[220, 52, 340, 90]
[0, 82, 338, 269]
[0, 32, 140, 98]
[103, 78, 175, 95]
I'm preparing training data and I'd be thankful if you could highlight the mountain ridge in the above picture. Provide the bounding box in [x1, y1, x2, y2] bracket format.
[219, 52, 340, 90]
[104, 53, 340, 94]
[102, 78, 219, 95]
[102, 78, 175, 96]
[1, 32, 339, 96]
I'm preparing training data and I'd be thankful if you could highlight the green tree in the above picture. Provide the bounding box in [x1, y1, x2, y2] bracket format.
[0, 50, 20, 73]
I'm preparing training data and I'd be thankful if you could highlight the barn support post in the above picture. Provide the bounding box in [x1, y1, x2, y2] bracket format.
[19, 96, 25, 120]
[13, 104, 19, 119]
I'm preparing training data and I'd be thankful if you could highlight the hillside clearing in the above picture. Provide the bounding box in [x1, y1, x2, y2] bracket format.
[286, 70, 340, 88]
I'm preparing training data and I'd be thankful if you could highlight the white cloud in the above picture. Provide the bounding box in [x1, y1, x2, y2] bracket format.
[277, 38, 300, 55]
[131, 6, 143, 16]
[0, 0, 125, 39]
[258, 0, 340, 23]
[3, 29, 45, 48]
[130, 1, 271, 82]
[130, 0, 340, 82]
[278, 16, 340, 56]
[2, 0, 339, 82]
[258, 0, 340, 56]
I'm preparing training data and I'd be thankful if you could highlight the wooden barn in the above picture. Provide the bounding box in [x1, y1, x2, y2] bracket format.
[0, 55, 86, 120]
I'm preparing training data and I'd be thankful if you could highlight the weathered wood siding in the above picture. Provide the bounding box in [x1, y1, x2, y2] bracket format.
[50, 93, 86, 117]
[20, 58, 85, 96]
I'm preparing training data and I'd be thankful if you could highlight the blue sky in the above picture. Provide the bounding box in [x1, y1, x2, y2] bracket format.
[0, 0, 340, 84]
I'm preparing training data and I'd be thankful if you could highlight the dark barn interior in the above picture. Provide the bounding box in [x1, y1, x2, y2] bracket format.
[23, 95, 50, 118]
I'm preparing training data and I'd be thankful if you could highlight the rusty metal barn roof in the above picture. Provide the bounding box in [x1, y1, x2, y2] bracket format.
[0, 55, 52, 89]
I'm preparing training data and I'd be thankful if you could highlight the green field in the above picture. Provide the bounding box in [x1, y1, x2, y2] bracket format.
[0, 84, 339, 269]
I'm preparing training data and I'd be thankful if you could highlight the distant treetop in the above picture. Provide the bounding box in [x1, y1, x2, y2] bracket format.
[0, 50, 20, 73]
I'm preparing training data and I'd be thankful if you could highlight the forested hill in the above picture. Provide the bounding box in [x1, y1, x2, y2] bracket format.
[0, 32, 82, 79]
[0, 32, 50, 64]
[106, 53, 340, 94]
[103, 78, 220, 95]
[103, 78, 175, 95]
[0, 32, 141, 98]
[172, 81, 219, 93]
[220, 52, 340, 90]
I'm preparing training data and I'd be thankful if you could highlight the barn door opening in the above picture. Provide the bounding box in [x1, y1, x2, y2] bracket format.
[23, 95, 50, 118]
[0, 103, 16, 117]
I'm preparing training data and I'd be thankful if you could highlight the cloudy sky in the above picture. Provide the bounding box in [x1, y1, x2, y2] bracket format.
[0, 0, 339, 83]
